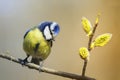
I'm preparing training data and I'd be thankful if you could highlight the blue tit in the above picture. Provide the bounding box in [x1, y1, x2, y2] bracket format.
[22, 21, 60, 65]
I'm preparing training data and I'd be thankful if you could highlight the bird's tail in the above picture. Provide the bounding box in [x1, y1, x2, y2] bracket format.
[31, 57, 40, 65]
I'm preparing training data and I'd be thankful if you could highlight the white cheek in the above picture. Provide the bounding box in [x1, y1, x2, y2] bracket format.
[44, 26, 52, 40]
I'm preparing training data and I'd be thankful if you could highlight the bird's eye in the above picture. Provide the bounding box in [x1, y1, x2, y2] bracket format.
[52, 29, 55, 32]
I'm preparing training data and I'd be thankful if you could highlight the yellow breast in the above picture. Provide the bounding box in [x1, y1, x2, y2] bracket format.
[23, 28, 51, 60]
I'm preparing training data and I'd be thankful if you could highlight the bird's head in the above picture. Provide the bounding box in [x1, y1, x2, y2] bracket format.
[38, 21, 60, 41]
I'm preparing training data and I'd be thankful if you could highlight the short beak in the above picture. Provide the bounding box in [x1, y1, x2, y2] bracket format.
[52, 35, 55, 41]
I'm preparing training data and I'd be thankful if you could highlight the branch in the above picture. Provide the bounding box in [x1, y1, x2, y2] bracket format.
[0, 53, 95, 80]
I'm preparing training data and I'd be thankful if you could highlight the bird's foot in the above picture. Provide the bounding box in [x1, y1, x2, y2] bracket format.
[39, 61, 44, 72]
[19, 58, 28, 66]
[19, 55, 30, 66]
[39, 66, 42, 72]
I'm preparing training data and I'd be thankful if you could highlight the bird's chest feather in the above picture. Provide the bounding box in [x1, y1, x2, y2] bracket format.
[23, 29, 51, 59]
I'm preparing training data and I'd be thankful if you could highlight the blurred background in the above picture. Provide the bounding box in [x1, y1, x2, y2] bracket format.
[0, 0, 120, 80]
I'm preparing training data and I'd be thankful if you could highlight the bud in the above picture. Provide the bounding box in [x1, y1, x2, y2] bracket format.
[79, 47, 90, 60]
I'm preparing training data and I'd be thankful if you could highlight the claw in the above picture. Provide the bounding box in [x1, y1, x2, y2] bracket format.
[19, 55, 29, 65]
[19, 58, 28, 65]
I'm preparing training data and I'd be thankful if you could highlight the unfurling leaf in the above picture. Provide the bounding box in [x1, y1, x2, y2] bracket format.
[90, 42, 95, 50]
[95, 13, 101, 24]
[90, 33, 112, 49]
[79, 47, 90, 60]
[81, 17, 92, 36]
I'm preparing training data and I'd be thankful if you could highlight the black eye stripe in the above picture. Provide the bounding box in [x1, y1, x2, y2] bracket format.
[48, 26, 53, 35]
[48, 26, 54, 41]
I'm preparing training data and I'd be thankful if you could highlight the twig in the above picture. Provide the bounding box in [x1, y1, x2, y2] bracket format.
[82, 60, 88, 76]
[88, 23, 98, 51]
[0, 53, 95, 80]
[82, 20, 99, 77]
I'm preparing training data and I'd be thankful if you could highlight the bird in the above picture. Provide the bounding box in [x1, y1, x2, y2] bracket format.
[22, 21, 60, 66]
